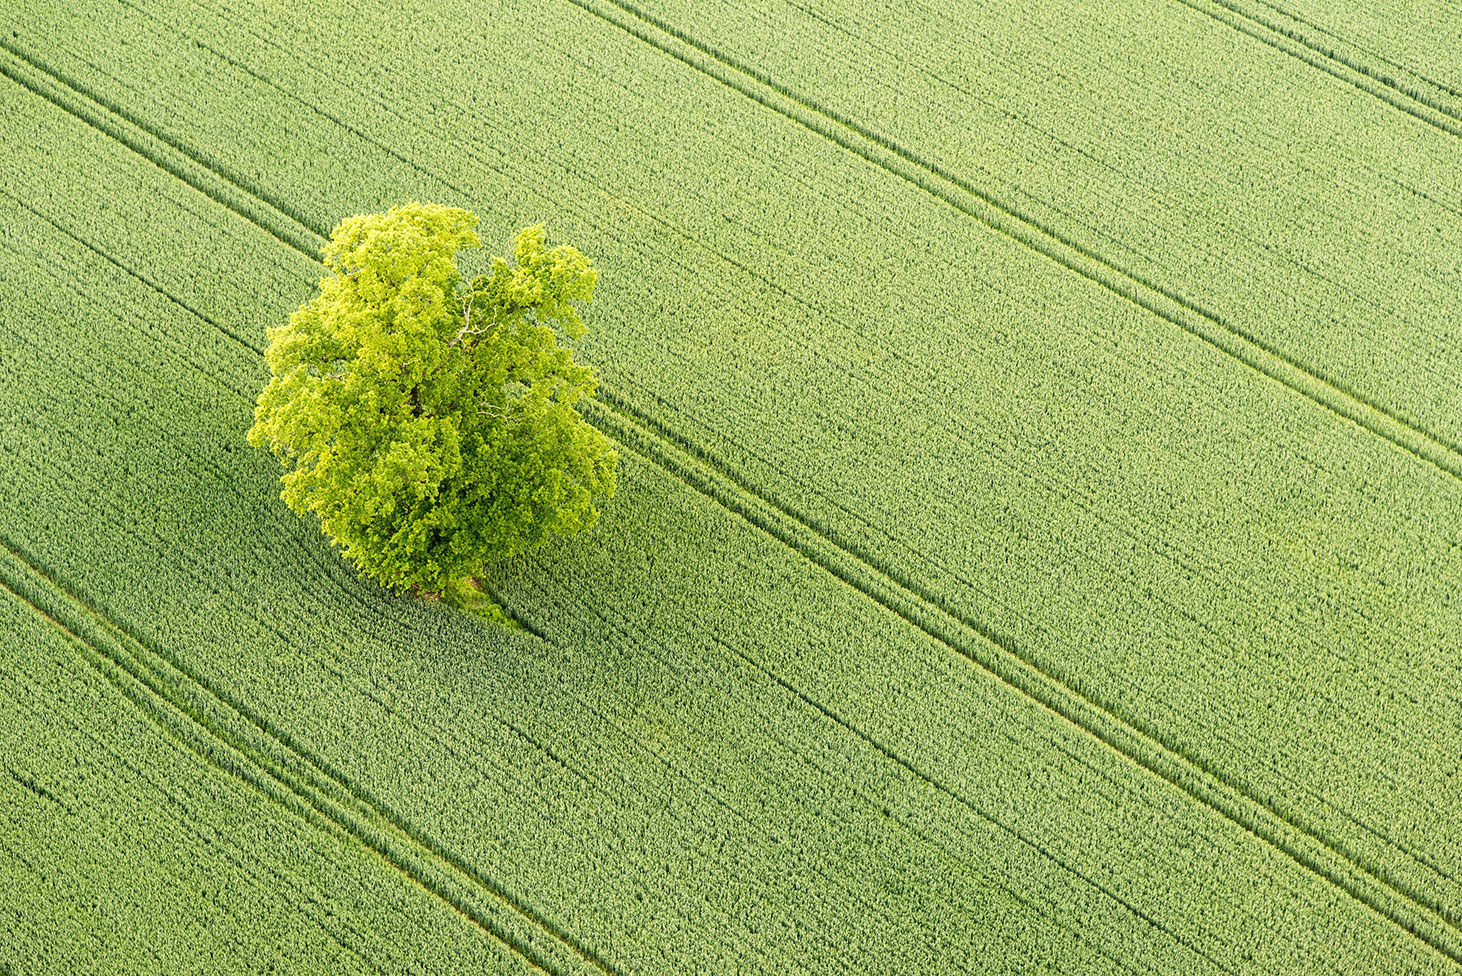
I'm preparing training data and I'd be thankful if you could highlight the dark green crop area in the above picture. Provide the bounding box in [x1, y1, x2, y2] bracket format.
[2, 0, 1460, 971]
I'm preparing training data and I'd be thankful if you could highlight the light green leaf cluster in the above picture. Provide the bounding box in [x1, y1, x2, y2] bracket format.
[248, 202, 617, 618]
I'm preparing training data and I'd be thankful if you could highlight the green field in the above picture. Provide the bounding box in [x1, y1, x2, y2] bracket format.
[2, 0, 1460, 971]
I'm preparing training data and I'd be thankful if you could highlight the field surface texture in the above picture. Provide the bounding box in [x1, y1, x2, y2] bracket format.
[2, 0, 1460, 971]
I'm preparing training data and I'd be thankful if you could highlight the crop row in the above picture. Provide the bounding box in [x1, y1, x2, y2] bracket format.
[2, 3, 1462, 970]
[1173, 0, 1462, 129]
[0, 582, 523, 975]
[502, 446, 1460, 974]
[616, 0, 1462, 444]
[0, 188, 1144, 972]
[8, 43, 1462, 970]
[8, 64, 1450, 970]
[0, 130, 1216, 966]
[41, 0, 1462, 936]
[3, 152, 1038, 970]
[1245, 0, 1462, 102]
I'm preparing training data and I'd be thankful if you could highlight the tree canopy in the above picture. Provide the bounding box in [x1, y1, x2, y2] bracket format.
[248, 202, 617, 621]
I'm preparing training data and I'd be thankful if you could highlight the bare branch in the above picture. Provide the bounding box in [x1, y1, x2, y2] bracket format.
[450, 294, 502, 348]
[477, 401, 510, 421]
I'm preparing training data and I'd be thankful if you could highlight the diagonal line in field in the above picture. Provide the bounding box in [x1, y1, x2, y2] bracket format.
[1172, 0, 1462, 138]
[701, 631, 1226, 975]
[0, 45, 315, 259]
[563, 0, 1462, 487]
[1246, 0, 1462, 102]
[0, 624, 393, 973]
[4, 28, 1461, 968]
[531, 560, 1169, 974]
[583, 390, 1462, 969]
[0, 539, 622, 976]
[0, 188, 266, 367]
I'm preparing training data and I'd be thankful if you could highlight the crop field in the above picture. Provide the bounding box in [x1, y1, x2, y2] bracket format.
[2, 0, 1460, 971]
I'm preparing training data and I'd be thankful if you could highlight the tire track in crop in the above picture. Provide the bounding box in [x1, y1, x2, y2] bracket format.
[533, 568, 1178, 973]
[0, 545, 603, 976]
[85, 0, 1462, 525]
[527, 570, 1132, 974]
[583, 391, 1462, 968]
[1172, 0, 1462, 138]
[105, 0, 467, 208]
[0, 213, 634, 965]
[0, 539, 621, 976]
[563, 0, 1462, 487]
[0, 452, 825, 974]
[1, 184, 550, 637]
[0, 300, 690, 974]
[11, 183, 1190, 972]
[76, 0, 1462, 506]
[0, 676, 389, 974]
[700, 637, 1220, 975]
[0, 189, 263, 390]
[538, 5, 1462, 944]
[0, 42, 318, 259]
[42, 0, 1462, 508]
[1254, 0, 1462, 104]
[0, 636, 385, 976]
[8, 31, 1459, 966]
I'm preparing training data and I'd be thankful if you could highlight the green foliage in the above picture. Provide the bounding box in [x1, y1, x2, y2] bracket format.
[248, 202, 617, 618]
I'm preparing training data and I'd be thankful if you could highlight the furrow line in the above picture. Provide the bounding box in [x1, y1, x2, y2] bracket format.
[580, 396, 1462, 967]
[564, 0, 1462, 488]
[0, 41, 319, 259]
[524, 584, 981, 975]
[0, 188, 268, 369]
[1254, 0, 1462, 102]
[545, 564, 1158, 974]
[0, 539, 620, 976]
[599, 389, 1462, 936]
[1252, 0, 1462, 103]
[1173, 0, 1462, 133]
[0, 573, 439, 970]
[0, 677, 389, 974]
[23, 6, 1462, 509]
[705, 640, 1229, 975]
[12, 29, 1460, 961]
[111, 0, 458, 202]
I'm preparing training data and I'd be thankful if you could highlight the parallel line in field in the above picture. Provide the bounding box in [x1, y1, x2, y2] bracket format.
[0, 446, 822, 974]
[108, 0, 459, 204]
[8, 154, 1171, 976]
[2, 237, 258, 403]
[0, 42, 317, 259]
[0, 210, 675, 968]
[0, 585, 397, 976]
[9, 32, 1459, 965]
[0, 190, 262, 384]
[2, 186, 556, 635]
[1173, 0, 1462, 136]
[541, 656, 951, 976]
[0, 371, 665, 969]
[0, 539, 620, 976]
[4, 767, 75, 818]
[539, 572, 1151, 974]
[562, 0, 1462, 488]
[1254, 0, 1462, 101]
[0, 681, 388, 974]
[0, 576, 403, 973]
[540, 568, 1131, 974]
[703, 632, 1220, 974]
[581, 395, 1462, 968]
[545, 1, 1462, 943]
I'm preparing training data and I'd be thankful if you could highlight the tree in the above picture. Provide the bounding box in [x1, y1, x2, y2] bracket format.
[247, 202, 617, 623]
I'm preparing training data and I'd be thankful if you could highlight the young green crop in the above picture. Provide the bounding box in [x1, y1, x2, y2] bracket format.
[248, 202, 617, 619]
